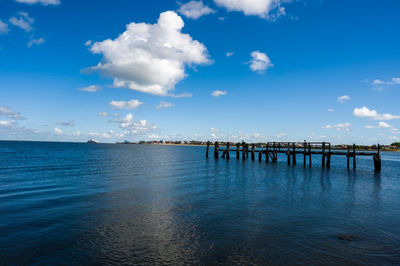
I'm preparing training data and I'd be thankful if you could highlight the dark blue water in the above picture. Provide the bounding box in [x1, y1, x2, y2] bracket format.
[1, 141, 400, 265]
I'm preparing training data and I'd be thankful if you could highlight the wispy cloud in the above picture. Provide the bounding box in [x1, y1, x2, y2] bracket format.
[365, 121, 392, 129]
[27, 37, 44, 47]
[78, 85, 102, 92]
[109, 99, 144, 110]
[9, 12, 34, 32]
[0, 106, 25, 120]
[211, 90, 227, 97]
[15, 0, 61, 5]
[178, 1, 216, 19]
[56, 120, 74, 127]
[322, 122, 351, 131]
[156, 101, 174, 109]
[337, 95, 351, 103]
[0, 20, 9, 34]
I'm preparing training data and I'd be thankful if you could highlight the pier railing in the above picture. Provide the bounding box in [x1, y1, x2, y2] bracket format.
[206, 141, 381, 171]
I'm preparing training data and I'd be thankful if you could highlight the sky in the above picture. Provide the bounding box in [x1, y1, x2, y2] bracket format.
[0, 0, 400, 144]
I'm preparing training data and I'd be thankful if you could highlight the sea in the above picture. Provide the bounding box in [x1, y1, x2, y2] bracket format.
[1, 141, 400, 265]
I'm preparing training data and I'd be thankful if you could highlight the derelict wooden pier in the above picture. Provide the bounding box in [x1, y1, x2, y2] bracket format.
[206, 141, 382, 171]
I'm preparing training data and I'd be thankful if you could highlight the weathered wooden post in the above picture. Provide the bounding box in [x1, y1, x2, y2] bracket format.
[242, 141, 246, 161]
[287, 142, 291, 165]
[347, 145, 350, 169]
[214, 141, 219, 159]
[353, 144, 356, 170]
[206, 141, 210, 158]
[266, 143, 269, 163]
[246, 144, 249, 158]
[258, 149, 262, 161]
[326, 143, 331, 168]
[251, 144, 255, 160]
[226, 142, 230, 160]
[292, 143, 296, 165]
[303, 141, 307, 167]
[236, 143, 240, 159]
[308, 143, 312, 167]
[322, 142, 326, 168]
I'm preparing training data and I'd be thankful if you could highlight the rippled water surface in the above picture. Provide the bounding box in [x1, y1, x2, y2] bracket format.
[1, 141, 400, 265]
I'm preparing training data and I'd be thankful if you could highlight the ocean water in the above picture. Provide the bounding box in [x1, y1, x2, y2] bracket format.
[1, 141, 400, 265]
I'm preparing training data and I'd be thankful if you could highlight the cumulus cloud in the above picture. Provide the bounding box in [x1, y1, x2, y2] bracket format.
[27, 37, 44, 47]
[109, 99, 144, 110]
[337, 95, 351, 103]
[178, 1, 216, 19]
[156, 101, 174, 109]
[0, 20, 9, 34]
[56, 120, 74, 127]
[214, 0, 286, 20]
[15, 0, 60, 5]
[0, 106, 25, 120]
[9, 12, 34, 32]
[353, 106, 400, 120]
[211, 90, 227, 97]
[322, 122, 351, 132]
[78, 85, 102, 92]
[87, 11, 211, 96]
[249, 51, 273, 73]
[110, 113, 158, 135]
[54, 127, 63, 134]
[365, 121, 392, 129]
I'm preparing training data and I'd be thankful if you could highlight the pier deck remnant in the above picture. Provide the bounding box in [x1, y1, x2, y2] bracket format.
[205, 141, 382, 171]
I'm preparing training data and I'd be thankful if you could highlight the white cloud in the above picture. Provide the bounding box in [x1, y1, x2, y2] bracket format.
[156, 101, 174, 109]
[226, 52, 234, 57]
[178, 1, 216, 19]
[0, 106, 25, 120]
[15, 0, 60, 5]
[372, 79, 384, 85]
[169, 92, 193, 98]
[84, 40, 92, 46]
[73, 131, 81, 136]
[98, 112, 108, 117]
[56, 120, 74, 127]
[111, 113, 158, 135]
[54, 127, 63, 134]
[211, 90, 227, 97]
[109, 99, 144, 110]
[322, 122, 351, 132]
[88, 11, 211, 96]
[249, 51, 273, 73]
[27, 37, 44, 47]
[392, 77, 400, 84]
[0, 20, 9, 34]
[353, 106, 400, 120]
[337, 95, 351, 103]
[276, 132, 286, 138]
[78, 85, 102, 92]
[365, 121, 392, 129]
[9, 12, 34, 32]
[214, 0, 286, 20]
[0, 120, 16, 127]
[328, 108, 334, 112]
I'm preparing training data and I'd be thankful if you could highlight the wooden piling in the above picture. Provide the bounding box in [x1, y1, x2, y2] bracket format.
[353, 144, 356, 170]
[236, 143, 240, 159]
[266, 143, 269, 163]
[303, 141, 307, 167]
[242, 142, 246, 161]
[226, 142, 230, 160]
[258, 150, 262, 161]
[292, 143, 296, 165]
[326, 143, 331, 168]
[251, 144, 255, 160]
[347, 145, 350, 169]
[308, 143, 312, 167]
[322, 142, 326, 168]
[214, 141, 219, 159]
[246, 144, 249, 158]
[206, 141, 210, 158]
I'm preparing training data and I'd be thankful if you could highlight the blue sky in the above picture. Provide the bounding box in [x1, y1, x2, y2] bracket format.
[0, 0, 400, 144]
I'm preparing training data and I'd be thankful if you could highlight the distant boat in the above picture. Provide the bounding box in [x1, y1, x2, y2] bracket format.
[86, 139, 98, 144]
